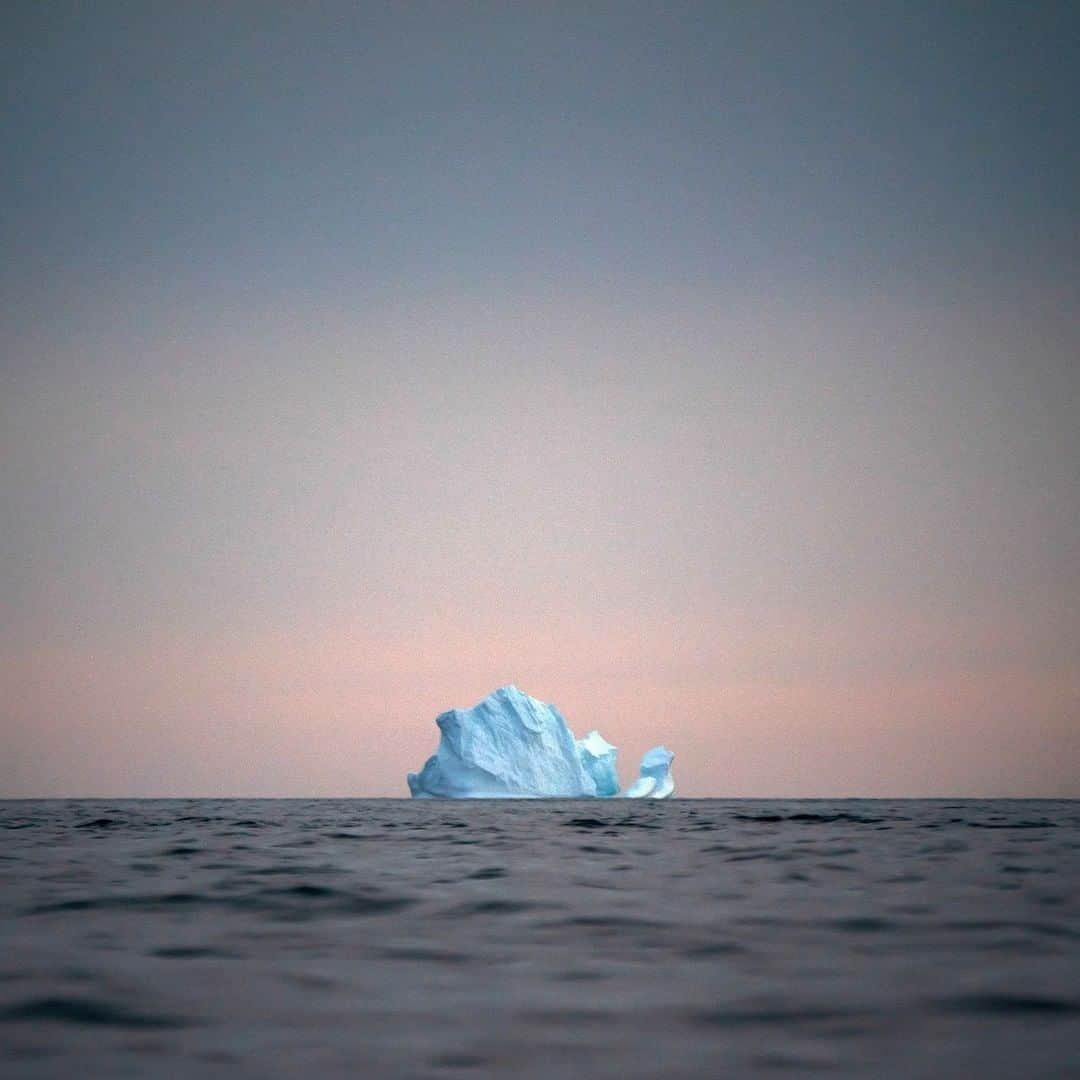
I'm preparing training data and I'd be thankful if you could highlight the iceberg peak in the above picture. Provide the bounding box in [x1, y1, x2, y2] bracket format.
[578, 730, 615, 757]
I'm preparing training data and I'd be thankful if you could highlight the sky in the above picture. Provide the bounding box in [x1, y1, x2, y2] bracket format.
[2, 1, 1078, 797]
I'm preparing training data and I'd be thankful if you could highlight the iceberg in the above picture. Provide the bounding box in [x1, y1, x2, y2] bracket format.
[621, 745, 675, 799]
[407, 686, 675, 799]
[407, 686, 597, 798]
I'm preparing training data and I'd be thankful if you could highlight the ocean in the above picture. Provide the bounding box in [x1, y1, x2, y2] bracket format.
[1, 798, 1077, 1077]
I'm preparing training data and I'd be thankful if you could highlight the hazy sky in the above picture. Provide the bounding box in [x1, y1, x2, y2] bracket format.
[2, 2, 1078, 797]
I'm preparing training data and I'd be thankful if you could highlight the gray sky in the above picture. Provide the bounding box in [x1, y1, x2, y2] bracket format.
[2, 2, 1078, 796]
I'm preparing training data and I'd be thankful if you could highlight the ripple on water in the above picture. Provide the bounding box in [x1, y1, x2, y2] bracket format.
[938, 993, 1080, 1016]
[732, 812, 888, 825]
[0, 997, 188, 1029]
[25, 885, 414, 920]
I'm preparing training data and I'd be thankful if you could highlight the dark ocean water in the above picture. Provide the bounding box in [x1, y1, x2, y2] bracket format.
[1, 799, 1078, 1078]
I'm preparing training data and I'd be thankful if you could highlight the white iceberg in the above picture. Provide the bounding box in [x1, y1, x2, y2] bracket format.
[621, 745, 675, 799]
[406, 686, 675, 799]
[407, 686, 597, 798]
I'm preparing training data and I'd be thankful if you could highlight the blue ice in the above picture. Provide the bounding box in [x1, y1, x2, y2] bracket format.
[407, 686, 674, 799]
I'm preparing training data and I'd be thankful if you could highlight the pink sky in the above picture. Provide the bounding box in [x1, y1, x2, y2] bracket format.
[3, 288, 1078, 796]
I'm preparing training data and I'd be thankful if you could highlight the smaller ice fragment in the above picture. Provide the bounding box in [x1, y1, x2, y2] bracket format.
[623, 745, 675, 799]
[576, 730, 619, 797]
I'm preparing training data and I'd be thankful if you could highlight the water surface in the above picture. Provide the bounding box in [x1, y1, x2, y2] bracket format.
[1, 799, 1078, 1076]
